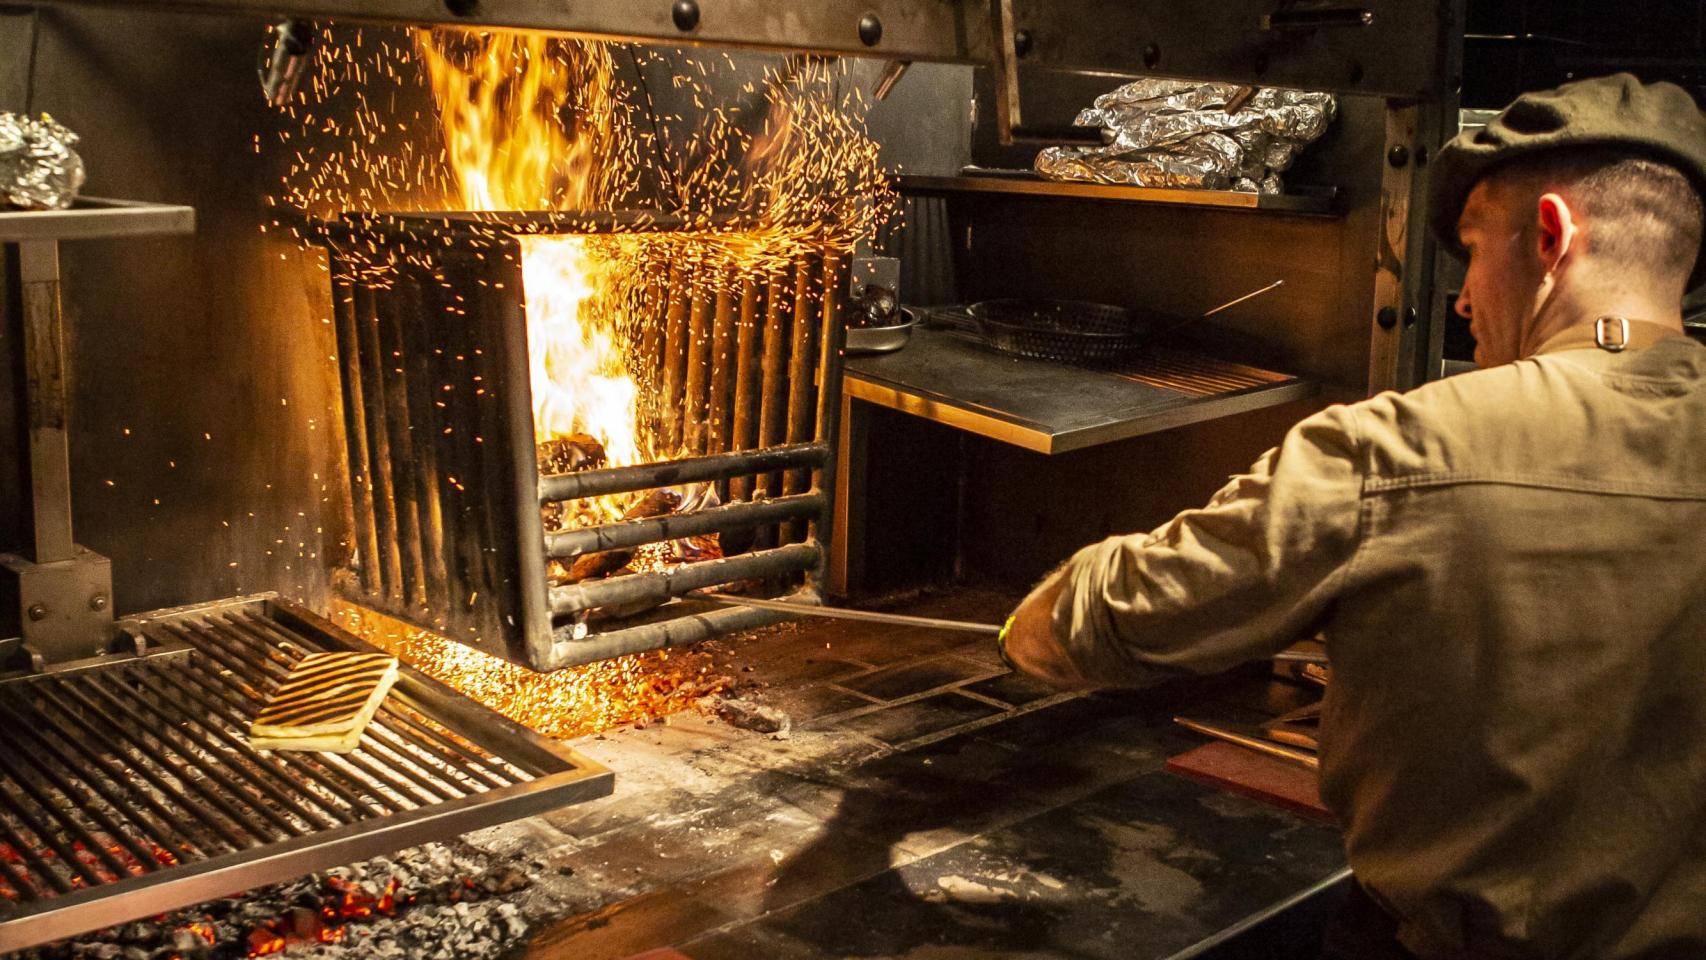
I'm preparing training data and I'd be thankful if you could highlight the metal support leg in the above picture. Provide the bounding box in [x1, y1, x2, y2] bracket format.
[1, 238, 115, 664]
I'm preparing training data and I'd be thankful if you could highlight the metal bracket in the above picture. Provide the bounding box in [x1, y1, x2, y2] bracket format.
[987, 0, 1104, 146]
[0, 548, 116, 665]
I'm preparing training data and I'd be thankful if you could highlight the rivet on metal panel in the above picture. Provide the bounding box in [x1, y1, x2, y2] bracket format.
[1377, 307, 1399, 330]
[1404, 307, 1418, 327]
[1142, 43, 1161, 69]
[1013, 29, 1032, 58]
[858, 13, 882, 46]
[89, 594, 108, 612]
[1387, 144, 1410, 168]
[672, 0, 700, 31]
[27, 604, 47, 621]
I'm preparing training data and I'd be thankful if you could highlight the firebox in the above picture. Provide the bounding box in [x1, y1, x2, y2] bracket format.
[318, 210, 850, 672]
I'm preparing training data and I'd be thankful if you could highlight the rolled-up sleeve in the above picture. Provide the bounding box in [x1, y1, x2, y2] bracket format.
[1050, 404, 1367, 685]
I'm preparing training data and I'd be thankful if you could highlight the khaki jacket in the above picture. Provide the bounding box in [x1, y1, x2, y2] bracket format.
[1051, 322, 1706, 960]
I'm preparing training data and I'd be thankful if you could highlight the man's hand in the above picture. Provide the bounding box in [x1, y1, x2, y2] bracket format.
[1001, 568, 1099, 690]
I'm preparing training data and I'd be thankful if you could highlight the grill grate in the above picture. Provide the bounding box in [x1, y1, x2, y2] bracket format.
[0, 595, 611, 953]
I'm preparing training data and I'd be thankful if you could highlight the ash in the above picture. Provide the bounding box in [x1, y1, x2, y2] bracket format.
[19, 841, 538, 960]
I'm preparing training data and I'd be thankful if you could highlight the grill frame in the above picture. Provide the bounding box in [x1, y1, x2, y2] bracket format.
[320, 213, 850, 671]
[0, 594, 612, 952]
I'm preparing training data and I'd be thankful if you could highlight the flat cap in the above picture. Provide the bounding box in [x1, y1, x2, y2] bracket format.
[1429, 73, 1706, 288]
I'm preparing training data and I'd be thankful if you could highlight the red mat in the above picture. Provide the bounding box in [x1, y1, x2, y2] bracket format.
[1165, 740, 1335, 823]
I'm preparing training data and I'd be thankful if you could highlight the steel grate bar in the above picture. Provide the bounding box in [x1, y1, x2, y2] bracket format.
[24, 682, 249, 853]
[0, 839, 41, 902]
[47, 678, 280, 847]
[0, 741, 150, 884]
[223, 614, 481, 802]
[0, 777, 104, 893]
[354, 283, 405, 600]
[167, 624, 410, 818]
[0, 693, 205, 864]
[187, 617, 444, 809]
[113, 665, 347, 831]
[0, 705, 169, 876]
[0, 805, 69, 895]
[371, 701, 521, 788]
[74, 673, 310, 840]
[332, 280, 382, 595]
[156, 655, 376, 823]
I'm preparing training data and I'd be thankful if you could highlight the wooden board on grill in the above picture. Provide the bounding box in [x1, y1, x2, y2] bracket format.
[249, 652, 399, 753]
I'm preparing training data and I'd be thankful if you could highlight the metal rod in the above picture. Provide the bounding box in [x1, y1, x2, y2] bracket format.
[398, 277, 452, 609]
[545, 599, 797, 669]
[807, 251, 849, 581]
[539, 441, 827, 503]
[0, 797, 71, 895]
[661, 261, 690, 453]
[0, 740, 135, 882]
[354, 283, 404, 600]
[0, 697, 180, 872]
[1200, 279, 1286, 318]
[27, 681, 250, 852]
[77, 672, 310, 838]
[17, 239, 74, 563]
[730, 276, 762, 503]
[756, 266, 790, 517]
[1173, 717, 1321, 770]
[0, 834, 42, 901]
[0, 692, 210, 861]
[169, 651, 386, 820]
[545, 492, 824, 560]
[707, 276, 736, 457]
[174, 629, 410, 816]
[376, 283, 427, 609]
[684, 281, 713, 454]
[51, 676, 280, 845]
[370, 703, 516, 791]
[691, 591, 1004, 634]
[782, 254, 821, 543]
[332, 278, 381, 595]
[549, 542, 820, 616]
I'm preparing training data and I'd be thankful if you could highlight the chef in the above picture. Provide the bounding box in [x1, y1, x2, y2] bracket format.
[998, 74, 1706, 960]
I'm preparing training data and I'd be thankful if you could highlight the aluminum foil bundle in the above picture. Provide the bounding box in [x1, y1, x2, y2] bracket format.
[1036, 79, 1335, 194]
[0, 112, 87, 211]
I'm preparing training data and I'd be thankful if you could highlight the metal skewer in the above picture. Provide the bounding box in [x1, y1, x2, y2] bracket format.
[1174, 716, 1320, 770]
[689, 592, 1003, 635]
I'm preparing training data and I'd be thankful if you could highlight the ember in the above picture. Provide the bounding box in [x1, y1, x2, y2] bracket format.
[332, 601, 732, 738]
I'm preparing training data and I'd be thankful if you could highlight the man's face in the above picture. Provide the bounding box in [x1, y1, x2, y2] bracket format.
[1455, 179, 1545, 367]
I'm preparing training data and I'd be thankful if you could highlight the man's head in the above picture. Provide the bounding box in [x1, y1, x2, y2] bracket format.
[1430, 74, 1706, 366]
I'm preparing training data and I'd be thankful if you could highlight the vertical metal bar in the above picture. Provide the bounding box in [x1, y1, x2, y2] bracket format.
[808, 251, 850, 590]
[434, 268, 500, 644]
[397, 277, 451, 611]
[781, 254, 822, 544]
[331, 277, 381, 595]
[707, 274, 737, 459]
[729, 276, 762, 503]
[354, 284, 404, 600]
[683, 276, 714, 455]
[473, 244, 555, 672]
[376, 283, 427, 609]
[16, 239, 73, 563]
[754, 266, 791, 551]
[660, 261, 690, 455]
[421, 277, 483, 640]
[26, 682, 251, 852]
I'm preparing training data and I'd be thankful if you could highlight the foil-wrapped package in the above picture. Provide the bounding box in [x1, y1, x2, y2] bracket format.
[0, 112, 87, 211]
[1037, 79, 1335, 194]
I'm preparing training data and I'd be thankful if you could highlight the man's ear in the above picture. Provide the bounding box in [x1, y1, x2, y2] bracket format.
[1536, 192, 1578, 273]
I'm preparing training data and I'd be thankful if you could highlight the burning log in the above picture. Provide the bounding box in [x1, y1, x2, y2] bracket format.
[562, 488, 683, 584]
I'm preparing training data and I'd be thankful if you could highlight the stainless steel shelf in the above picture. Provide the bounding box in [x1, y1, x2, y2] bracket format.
[0, 197, 196, 243]
[845, 327, 1316, 454]
[896, 174, 1340, 216]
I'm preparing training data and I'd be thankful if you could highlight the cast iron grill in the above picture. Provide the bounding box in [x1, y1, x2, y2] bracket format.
[0, 594, 611, 952]
[320, 213, 848, 671]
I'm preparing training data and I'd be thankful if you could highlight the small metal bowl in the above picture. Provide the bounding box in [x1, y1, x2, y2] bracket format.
[845, 307, 916, 355]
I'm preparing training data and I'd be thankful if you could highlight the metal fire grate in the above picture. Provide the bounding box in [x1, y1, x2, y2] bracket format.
[320, 213, 849, 672]
[0, 594, 611, 952]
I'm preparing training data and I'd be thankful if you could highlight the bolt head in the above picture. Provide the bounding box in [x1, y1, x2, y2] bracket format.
[1013, 29, 1033, 58]
[1387, 144, 1410, 168]
[26, 603, 47, 622]
[1377, 306, 1399, 330]
[672, 0, 700, 32]
[90, 594, 109, 612]
[858, 13, 883, 46]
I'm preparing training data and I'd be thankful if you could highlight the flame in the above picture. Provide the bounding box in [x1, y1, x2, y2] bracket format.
[419, 30, 648, 522]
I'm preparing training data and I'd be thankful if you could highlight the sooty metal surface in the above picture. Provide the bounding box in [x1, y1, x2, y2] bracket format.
[0, 594, 612, 953]
[320, 213, 850, 672]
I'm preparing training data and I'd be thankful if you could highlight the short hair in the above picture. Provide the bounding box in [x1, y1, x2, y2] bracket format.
[1488, 146, 1705, 282]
